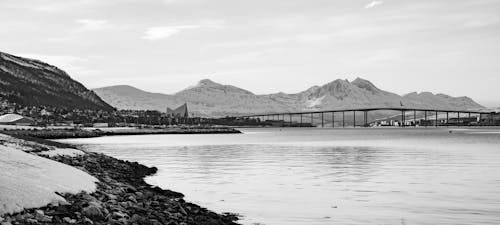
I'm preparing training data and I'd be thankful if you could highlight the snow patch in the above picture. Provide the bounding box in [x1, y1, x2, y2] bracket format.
[0, 146, 97, 215]
[0, 134, 97, 215]
[37, 148, 85, 157]
[305, 95, 325, 108]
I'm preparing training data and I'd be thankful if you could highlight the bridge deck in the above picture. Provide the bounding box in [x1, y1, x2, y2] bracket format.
[242, 107, 490, 118]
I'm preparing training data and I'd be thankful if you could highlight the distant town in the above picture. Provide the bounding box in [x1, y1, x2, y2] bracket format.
[1, 97, 499, 129]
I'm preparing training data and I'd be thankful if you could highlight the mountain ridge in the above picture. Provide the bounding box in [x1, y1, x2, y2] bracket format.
[94, 78, 484, 117]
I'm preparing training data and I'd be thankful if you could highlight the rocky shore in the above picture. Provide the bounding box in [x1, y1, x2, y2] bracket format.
[0, 136, 240, 225]
[2, 127, 241, 139]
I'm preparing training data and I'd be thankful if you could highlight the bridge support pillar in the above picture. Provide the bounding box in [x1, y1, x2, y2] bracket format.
[424, 111, 428, 127]
[435, 111, 438, 127]
[332, 112, 335, 128]
[414, 110, 417, 127]
[353, 111, 356, 128]
[290, 114, 292, 127]
[342, 111, 345, 128]
[321, 112, 324, 128]
[458, 112, 460, 127]
[446, 112, 449, 127]
[300, 114, 302, 127]
[311, 113, 313, 126]
[401, 110, 405, 127]
[364, 111, 368, 127]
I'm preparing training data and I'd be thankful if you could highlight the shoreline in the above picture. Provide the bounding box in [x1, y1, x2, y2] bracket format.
[2, 127, 241, 139]
[0, 133, 240, 225]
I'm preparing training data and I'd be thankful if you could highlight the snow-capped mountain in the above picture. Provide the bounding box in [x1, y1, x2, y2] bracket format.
[94, 78, 484, 117]
[0, 51, 113, 111]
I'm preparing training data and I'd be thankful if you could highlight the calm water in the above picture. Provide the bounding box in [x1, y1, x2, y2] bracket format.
[60, 128, 500, 225]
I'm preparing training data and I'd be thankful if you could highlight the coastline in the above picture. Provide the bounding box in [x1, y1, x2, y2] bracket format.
[0, 132, 240, 225]
[2, 127, 241, 139]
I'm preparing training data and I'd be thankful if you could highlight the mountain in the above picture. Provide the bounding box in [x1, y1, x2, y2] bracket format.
[94, 85, 182, 111]
[0, 51, 113, 111]
[94, 78, 484, 117]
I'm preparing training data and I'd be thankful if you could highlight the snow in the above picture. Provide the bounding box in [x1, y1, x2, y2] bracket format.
[37, 148, 85, 157]
[0, 114, 25, 123]
[305, 95, 325, 108]
[0, 134, 97, 215]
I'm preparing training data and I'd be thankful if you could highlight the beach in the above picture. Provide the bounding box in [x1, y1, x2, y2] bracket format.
[0, 132, 240, 225]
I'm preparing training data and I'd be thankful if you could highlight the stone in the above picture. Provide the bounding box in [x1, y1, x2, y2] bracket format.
[128, 214, 147, 224]
[127, 195, 137, 203]
[151, 201, 160, 207]
[82, 205, 104, 220]
[112, 211, 128, 219]
[26, 218, 37, 224]
[83, 218, 94, 224]
[178, 205, 187, 215]
[63, 217, 77, 224]
[88, 201, 103, 209]
[34, 210, 44, 218]
[107, 194, 118, 200]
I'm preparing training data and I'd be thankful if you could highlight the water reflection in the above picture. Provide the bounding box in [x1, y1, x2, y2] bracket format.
[61, 128, 500, 225]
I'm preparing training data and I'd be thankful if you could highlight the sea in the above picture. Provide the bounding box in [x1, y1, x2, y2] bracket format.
[59, 128, 500, 225]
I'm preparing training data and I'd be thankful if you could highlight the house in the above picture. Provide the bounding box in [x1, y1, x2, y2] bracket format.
[0, 114, 35, 126]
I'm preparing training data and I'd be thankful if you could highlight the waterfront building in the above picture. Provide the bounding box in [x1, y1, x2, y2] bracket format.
[167, 103, 189, 118]
[0, 113, 35, 126]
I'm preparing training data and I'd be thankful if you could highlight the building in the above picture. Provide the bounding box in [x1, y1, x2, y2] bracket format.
[0, 114, 35, 126]
[167, 103, 189, 118]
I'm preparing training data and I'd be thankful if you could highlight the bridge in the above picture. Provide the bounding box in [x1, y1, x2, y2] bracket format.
[237, 107, 494, 128]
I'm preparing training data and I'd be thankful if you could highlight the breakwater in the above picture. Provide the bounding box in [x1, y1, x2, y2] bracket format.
[2, 127, 241, 139]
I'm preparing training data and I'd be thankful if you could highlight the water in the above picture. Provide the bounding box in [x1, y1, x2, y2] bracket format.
[59, 128, 500, 225]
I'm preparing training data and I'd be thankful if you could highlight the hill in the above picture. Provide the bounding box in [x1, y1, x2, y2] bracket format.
[0, 51, 113, 111]
[94, 78, 484, 117]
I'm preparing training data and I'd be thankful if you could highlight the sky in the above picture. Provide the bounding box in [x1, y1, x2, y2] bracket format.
[1, 0, 499, 107]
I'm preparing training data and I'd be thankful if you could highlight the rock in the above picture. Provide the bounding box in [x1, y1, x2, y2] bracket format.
[107, 194, 118, 200]
[34, 210, 44, 217]
[83, 218, 94, 224]
[88, 201, 103, 209]
[128, 214, 147, 224]
[63, 217, 77, 224]
[0, 222, 12, 225]
[82, 205, 104, 220]
[26, 218, 37, 224]
[150, 219, 163, 225]
[127, 195, 137, 203]
[112, 211, 128, 219]
[33, 209, 52, 222]
[178, 205, 187, 215]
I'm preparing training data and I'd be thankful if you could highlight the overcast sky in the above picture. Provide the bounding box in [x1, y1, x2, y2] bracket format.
[1, 0, 499, 107]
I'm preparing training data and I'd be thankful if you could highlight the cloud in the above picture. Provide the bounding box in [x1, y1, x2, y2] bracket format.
[142, 25, 198, 40]
[29, 0, 101, 13]
[76, 19, 110, 31]
[463, 16, 499, 28]
[142, 20, 225, 41]
[365, 1, 383, 9]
